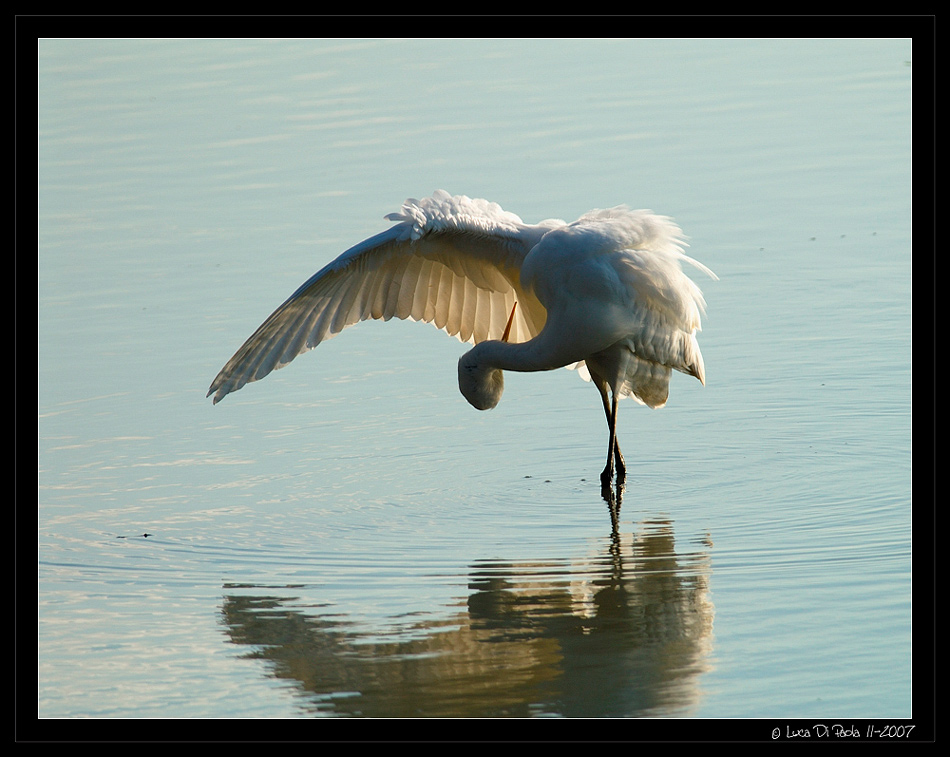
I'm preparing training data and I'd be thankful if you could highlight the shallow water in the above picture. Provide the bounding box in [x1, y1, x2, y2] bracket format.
[38, 37, 914, 721]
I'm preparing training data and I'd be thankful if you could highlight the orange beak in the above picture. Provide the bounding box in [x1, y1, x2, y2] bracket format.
[502, 302, 517, 343]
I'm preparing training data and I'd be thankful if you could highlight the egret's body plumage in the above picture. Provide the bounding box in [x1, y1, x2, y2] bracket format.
[208, 191, 716, 487]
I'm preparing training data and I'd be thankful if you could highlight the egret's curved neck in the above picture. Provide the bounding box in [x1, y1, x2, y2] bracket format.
[473, 338, 557, 373]
[458, 337, 562, 411]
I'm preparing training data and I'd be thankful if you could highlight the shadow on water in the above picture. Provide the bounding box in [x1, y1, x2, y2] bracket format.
[220, 514, 715, 718]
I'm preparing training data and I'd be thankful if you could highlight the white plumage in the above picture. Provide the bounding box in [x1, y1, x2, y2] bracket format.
[208, 190, 716, 486]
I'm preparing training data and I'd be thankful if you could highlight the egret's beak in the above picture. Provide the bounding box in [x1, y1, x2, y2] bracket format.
[502, 302, 517, 343]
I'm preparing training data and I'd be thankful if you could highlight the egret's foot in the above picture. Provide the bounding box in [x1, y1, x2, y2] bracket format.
[602, 446, 625, 487]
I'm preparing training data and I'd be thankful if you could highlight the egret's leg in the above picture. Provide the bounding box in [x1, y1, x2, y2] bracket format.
[613, 401, 626, 481]
[597, 385, 625, 485]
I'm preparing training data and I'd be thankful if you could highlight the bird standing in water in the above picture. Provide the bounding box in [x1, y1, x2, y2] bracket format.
[208, 191, 716, 490]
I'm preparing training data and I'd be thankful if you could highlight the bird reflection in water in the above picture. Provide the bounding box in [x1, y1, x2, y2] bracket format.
[220, 518, 714, 718]
[603, 473, 625, 534]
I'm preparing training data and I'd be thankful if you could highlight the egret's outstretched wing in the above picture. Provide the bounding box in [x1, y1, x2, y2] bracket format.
[208, 192, 556, 404]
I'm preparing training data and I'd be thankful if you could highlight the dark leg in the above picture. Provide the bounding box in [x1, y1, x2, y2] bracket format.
[600, 393, 619, 486]
[593, 381, 626, 521]
[613, 413, 626, 482]
[597, 384, 626, 486]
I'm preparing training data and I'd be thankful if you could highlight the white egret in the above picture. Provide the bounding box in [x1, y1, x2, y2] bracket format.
[208, 191, 716, 487]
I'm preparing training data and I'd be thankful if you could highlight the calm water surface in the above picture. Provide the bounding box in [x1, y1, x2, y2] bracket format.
[37, 38, 914, 722]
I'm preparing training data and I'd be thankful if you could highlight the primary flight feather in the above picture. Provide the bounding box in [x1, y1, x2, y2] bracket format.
[208, 190, 716, 486]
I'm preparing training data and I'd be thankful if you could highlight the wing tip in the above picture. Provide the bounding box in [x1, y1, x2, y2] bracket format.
[207, 375, 235, 404]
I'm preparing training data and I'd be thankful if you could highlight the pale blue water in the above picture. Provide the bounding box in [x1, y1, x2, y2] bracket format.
[38, 38, 914, 722]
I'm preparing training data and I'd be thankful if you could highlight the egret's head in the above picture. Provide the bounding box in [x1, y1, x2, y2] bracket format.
[458, 347, 504, 410]
[457, 302, 517, 411]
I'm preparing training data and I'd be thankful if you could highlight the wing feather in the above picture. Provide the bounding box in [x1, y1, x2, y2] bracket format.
[208, 192, 555, 404]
